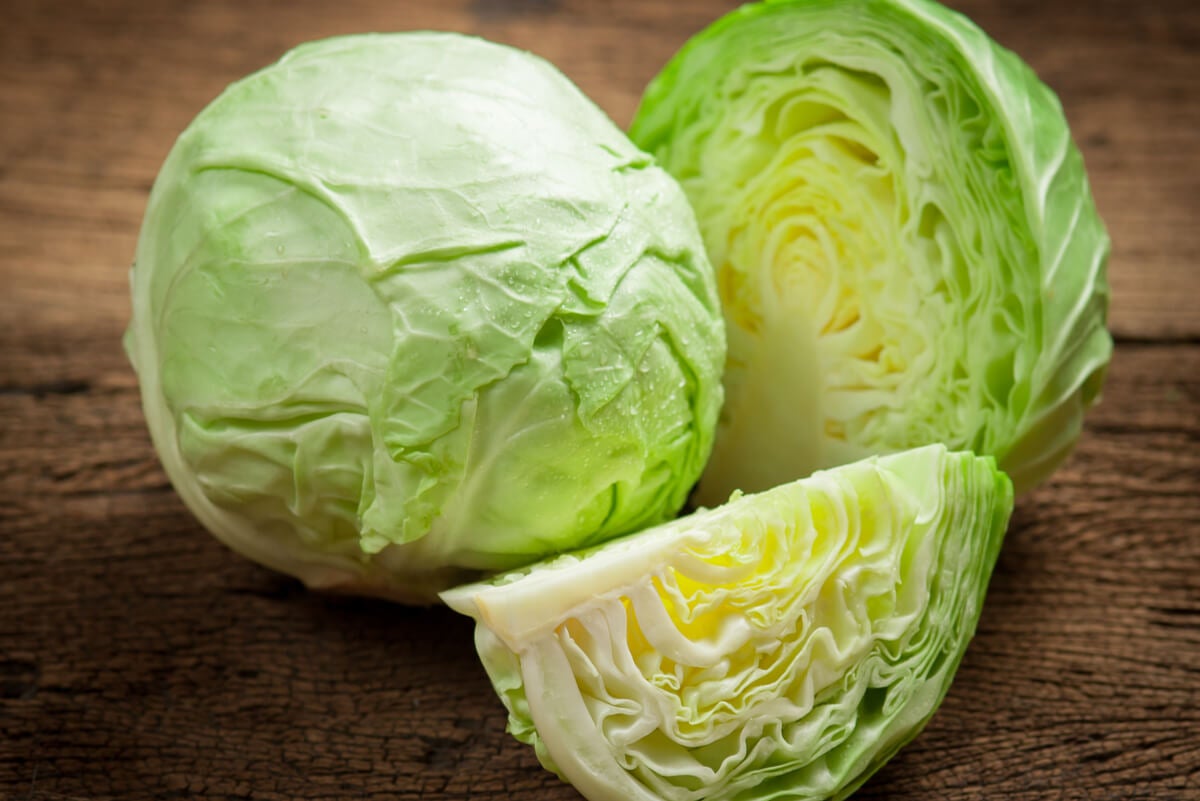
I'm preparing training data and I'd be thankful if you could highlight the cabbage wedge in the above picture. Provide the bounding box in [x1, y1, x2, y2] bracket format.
[443, 444, 1013, 801]
[630, 0, 1112, 502]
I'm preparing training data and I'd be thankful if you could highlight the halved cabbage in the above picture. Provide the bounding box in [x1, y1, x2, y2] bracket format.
[630, 0, 1111, 502]
[443, 444, 1013, 801]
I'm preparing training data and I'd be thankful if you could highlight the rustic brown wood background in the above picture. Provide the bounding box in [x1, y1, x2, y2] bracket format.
[2, 0, 1198, 798]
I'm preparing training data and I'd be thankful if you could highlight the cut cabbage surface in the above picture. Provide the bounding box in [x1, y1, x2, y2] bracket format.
[631, 0, 1111, 501]
[443, 444, 1013, 801]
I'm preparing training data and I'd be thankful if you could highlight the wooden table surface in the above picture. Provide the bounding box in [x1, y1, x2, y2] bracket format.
[2, 0, 1198, 798]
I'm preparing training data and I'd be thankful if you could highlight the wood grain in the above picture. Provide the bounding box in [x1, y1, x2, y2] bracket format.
[2, 0, 1199, 799]
[2, 338, 1197, 799]
[2, 0, 1198, 340]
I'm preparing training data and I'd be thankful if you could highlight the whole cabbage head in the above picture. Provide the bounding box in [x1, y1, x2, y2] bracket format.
[125, 33, 725, 603]
[630, 0, 1112, 503]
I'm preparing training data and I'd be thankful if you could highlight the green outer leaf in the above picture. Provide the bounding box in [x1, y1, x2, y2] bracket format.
[125, 33, 724, 603]
[630, 0, 1111, 498]
[442, 445, 1014, 801]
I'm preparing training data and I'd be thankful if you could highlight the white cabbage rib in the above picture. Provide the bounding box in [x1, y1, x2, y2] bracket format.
[444, 445, 1012, 801]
